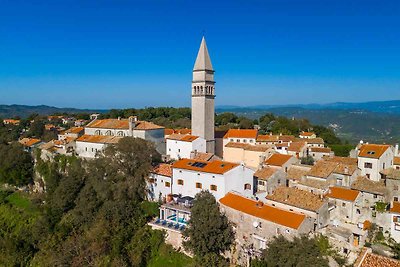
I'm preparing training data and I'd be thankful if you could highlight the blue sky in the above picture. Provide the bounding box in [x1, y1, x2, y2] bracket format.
[0, 0, 399, 109]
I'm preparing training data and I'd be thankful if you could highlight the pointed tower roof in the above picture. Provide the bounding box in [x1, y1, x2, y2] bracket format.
[193, 36, 214, 71]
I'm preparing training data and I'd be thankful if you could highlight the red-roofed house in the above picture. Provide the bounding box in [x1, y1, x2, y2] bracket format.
[219, 192, 312, 264]
[148, 164, 173, 201]
[357, 143, 394, 181]
[171, 158, 254, 200]
[166, 134, 206, 160]
[223, 129, 258, 148]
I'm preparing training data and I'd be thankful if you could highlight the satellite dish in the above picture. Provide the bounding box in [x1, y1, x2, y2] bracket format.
[253, 221, 259, 228]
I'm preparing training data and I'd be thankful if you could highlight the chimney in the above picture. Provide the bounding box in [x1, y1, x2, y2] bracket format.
[118, 117, 121, 120]
[129, 116, 137, 134]
[395, 143, 399, 156]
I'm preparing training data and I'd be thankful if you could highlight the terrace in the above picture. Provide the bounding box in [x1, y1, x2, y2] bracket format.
[149, 195, 193, 232]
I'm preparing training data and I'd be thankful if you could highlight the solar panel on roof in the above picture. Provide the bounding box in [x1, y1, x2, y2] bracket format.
[192, 162, 207, 168]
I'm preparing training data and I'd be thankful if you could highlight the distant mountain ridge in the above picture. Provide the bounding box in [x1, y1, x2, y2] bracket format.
[0, 104, 106, 118]
[217, 100, 400, 114]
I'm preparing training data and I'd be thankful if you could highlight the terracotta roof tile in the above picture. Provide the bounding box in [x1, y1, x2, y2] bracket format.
[308, 161, 338, 178]
[86, 118, 163, 130]
[279, 135, 296, 142]
[166, 134, 199, 142]
[76, 134, 122, 144]
[306, 137, 325, 144]
[381, 168, 400, 180]
[287, 166, 310, 180]
[172, 158, 239, 175]
[19, 138, 42, 147]
[152, 163, 172, 177]
[300, 131, 315, 137]
[394, 157, 400, 166]
[358, 144, 390, 159]
[322, 155, 358, 165]
[3, 119, 20, 125]
[265, 154, 293, 167]
[357, 248, 400, 267]
[310, 147, 331, 153]
[298, 178, 329, 190]
[254, 167, 278, 180]
[256, 134, 279, 142]
[220, 192, 306, 229]
[65, 127, 84, 134]
[191, 152, 216, 162]
[225, 142, 272, 152]
[223, 129, 258, 139]
[327, 186, 359, 202]
[288, 141, 307, 152]
[266, 186, 325, 212]
[351, 176, 386, 195]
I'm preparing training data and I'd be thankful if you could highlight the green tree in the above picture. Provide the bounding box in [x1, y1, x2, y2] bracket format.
[0, 143, 33, 186]
[251, 235, 329, 267]
[183, 191, 234, 261]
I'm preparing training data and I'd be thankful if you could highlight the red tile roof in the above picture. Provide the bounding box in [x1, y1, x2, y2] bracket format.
[64, 127, 84, 134]
[86, 118, 163, 130]
[172, 158, 239, 175]
[254, 167, 278, 180]
[256, 134, 279, 142]
[300, 131, 315, 136]
[265, 154, 293, 167]
[355, 248, 400, 267]
[223, 129, 258, 139]
[326, 186, 359, 202]
[358, 144, 390, 159]
[310, 147, 331, 153]
[76, 134, 122, 144]
[166, 134, 199, 142]
[220, 192, 306, 229]
[152, 164, 172, 177]
[394, 157, 400, 166]
[288, 141, 306, 152]
[19, 138, 41, 147]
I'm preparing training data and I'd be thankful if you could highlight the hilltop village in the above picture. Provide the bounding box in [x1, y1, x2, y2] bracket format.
[4, 38, 400, 266]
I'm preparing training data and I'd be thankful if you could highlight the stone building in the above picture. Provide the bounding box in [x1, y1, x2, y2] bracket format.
[191, 37, 215, 153]
[219, 192, 313, 265]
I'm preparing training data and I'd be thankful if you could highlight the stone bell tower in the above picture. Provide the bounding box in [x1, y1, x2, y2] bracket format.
[191, 36, 215, 153]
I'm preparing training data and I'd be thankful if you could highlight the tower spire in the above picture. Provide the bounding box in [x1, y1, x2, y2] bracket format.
[193, 37, 214, 71]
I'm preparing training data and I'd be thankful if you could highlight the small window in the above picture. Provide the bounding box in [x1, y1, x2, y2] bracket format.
[395, 197, 399, 202]
[374, 194, 378, 199]
[165, 182, 170, 187]
[177, 179, 184, 185]
[364, 162, 373, 169]
[236, 139, 240, 142]
[244, 183, 251, 190]
[342, 202, 346, 207]
[196, 182, 202, 189]
[249, 140, 254, 143]
[210, 185, 217, 191]
[243, 139, 247, 143]
[394, 186, 399, 191]
[356, 209, 361, 214]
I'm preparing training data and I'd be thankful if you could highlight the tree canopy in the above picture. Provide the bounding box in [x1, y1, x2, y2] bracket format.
[0, 142, 33, 186]
[183, 191, 234, 265]
[251, 235, 334, 267]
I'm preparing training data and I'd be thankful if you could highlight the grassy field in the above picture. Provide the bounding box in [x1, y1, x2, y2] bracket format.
[148, 243, 193, 267]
